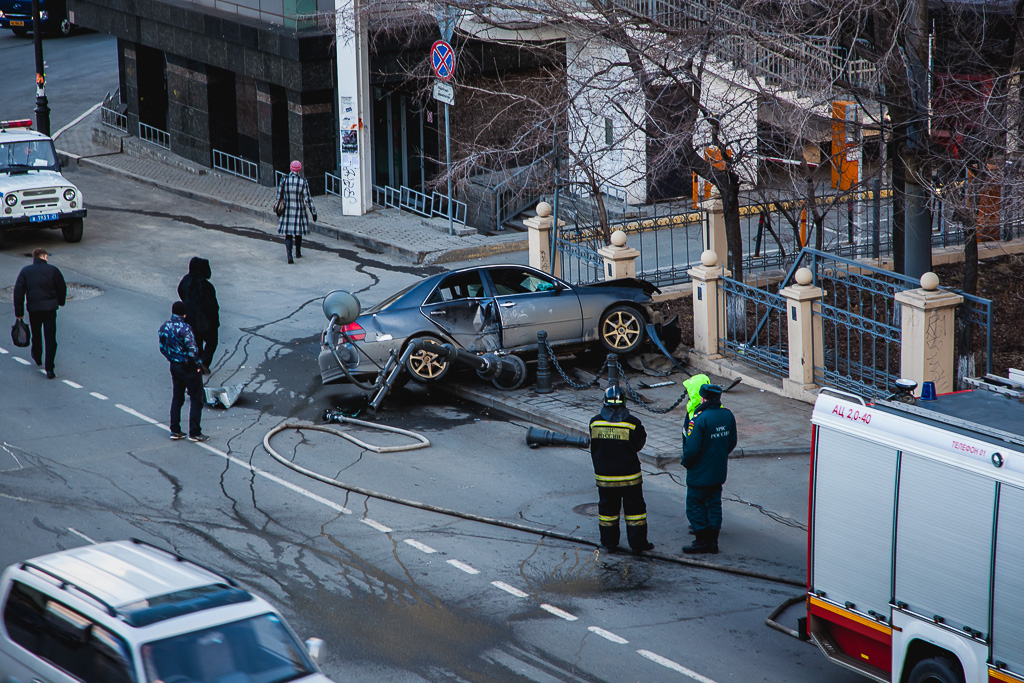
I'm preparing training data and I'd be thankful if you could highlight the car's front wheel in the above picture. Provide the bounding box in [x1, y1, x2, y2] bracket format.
[58, 19, 73, 35]
[404, 336, 450, 382]
[62, 218, 83, 243]
[599, 305, 646, 354]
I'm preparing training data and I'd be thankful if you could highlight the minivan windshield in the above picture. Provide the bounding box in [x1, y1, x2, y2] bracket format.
[141, 613, 314, 683]
[0, 139, 59, 173]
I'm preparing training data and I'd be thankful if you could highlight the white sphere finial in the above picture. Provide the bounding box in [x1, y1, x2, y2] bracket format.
[920, 272, 939, 291]
[611, 230, 627, 247]
[700, 250, 718, 267]
[795, 268, 813, 286]
[536, 201, 552, 217]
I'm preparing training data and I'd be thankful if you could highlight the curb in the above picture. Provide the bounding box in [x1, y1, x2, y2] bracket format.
[443, 382, 809, 468]
[62, 149, 529, 264]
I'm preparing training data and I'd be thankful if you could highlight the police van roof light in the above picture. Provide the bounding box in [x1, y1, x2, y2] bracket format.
[0, 119, 34, 130]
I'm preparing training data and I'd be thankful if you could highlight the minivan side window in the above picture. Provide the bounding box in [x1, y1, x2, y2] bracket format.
[2, 580, 135, 683]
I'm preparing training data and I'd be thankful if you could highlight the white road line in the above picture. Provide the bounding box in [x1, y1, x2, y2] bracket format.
[53, 102, 103, 139]
[14, 357, 30, 365]
[540, 604, 578, 621]
[637, 650, 720, 683]
[361, 518, 392, 533]
[115, 404, 163, 426]
[0, 347, 8, 354]
[588, 626, 628, 644]
[446, 559, 480, 575]
[90, 392, 108, 400]
[191, 442, 353, 516]
[404, 539, 436, 554]
[62, 380, 83, 389]
[491, 581, 529, 598]
[68, 528, 97, 544]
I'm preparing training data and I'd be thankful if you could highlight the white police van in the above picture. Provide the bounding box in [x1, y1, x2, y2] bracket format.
[0, 539, 336, 683]
[0, 119, 86, 249]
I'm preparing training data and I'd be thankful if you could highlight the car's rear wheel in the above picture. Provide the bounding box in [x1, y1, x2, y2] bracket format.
[58, 19, 72, 36]
[404, 336, 450, 382]
[599, 305, 646, 354]
[62, 218, 83, 243]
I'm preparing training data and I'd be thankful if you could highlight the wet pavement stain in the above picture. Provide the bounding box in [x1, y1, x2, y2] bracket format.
[524, 547, 656, 597]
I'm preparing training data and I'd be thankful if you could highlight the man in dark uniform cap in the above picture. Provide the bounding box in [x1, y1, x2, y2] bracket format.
[682, 383, 737, 554]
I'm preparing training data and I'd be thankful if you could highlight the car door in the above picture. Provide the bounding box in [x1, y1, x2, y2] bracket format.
[419, 269, 501, 352]
[484, 266, 583, 349]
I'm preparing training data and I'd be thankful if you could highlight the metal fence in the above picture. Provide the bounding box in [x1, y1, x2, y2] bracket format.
[371, 184, 467, 225]
[212, 149, 259, 183]
[717, 274, 789, 378]
[138, 123, 170, 150]
[100, 89, 127, 133]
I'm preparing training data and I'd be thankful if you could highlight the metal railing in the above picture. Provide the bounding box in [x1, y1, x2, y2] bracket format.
[212, 149, 259, 183]
[431, 191, 467, 225]
[470, 152, 554, 230]
[138, 122, 170, 150]
[371, 184, 466, 225]
[100, 89, 127, 133]
[325, 172, 341, 197]
[717, 275, 789, 378]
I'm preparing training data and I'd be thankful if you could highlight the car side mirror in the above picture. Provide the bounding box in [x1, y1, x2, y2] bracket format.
[305, 637, 325, 665]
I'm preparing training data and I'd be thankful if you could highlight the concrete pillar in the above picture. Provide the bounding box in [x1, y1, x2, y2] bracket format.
[525, 201, 564, 275]
[120, 41, 140, 136]
[165, 55, 212, 168]
[336, 0, 372, 214]
[701, 193, 727, 260]
[779, 267, 825, 396]
[894, 272, 964, 395]
[256, 81, 285, 187]
[597, 230, 640, 280]
[687, 249, 727, 358]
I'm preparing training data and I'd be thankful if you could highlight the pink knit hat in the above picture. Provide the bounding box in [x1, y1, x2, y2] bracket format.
[290, 160, 302, 172]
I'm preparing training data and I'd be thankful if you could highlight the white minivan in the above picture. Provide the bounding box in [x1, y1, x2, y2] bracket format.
[0, 539, 335, 683]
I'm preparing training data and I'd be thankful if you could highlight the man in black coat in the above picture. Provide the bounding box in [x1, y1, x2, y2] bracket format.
[177, 257, 220, 374]
[13, 247, 66, 379]
[589, 385, 654, 554]
[681, 383, 737, 554]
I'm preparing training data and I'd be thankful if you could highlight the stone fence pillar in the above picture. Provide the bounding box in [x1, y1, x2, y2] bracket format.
[688, 250, 728, 358]
[597, 230, 640, 280]
[701, 193, 728, 262]
[894, 272, 964, 395]
[779, 267, 824, 396]
[526, 201, 564, 275]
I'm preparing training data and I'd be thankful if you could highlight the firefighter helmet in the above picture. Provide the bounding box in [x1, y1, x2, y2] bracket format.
[604, 385, 625, 405]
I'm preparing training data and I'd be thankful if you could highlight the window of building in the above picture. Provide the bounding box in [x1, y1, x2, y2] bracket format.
[604, 117, 614, 147]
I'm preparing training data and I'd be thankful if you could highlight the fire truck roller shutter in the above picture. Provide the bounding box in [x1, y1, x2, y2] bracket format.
[991, 483, 1024, 673]
[812, 427, 897, 618]
[895, 454, 994, 639]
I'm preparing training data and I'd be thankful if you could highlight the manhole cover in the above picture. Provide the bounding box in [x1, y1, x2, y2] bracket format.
[0, 283, 103, 302]
[573, 503, 599, 517]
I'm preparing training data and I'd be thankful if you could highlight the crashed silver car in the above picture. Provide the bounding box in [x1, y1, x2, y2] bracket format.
[319, 264, 663, 384]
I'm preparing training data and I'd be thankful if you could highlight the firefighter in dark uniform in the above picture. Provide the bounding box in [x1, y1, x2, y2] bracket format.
[589, 385, 654, 554]
[682, 383, 737, 554]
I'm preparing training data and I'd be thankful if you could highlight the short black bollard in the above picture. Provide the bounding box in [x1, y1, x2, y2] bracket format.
[606, 353, 619, 388]
[535, 330, 553, 394]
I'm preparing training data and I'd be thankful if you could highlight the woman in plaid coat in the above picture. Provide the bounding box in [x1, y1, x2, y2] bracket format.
[276, 160, 317, 263]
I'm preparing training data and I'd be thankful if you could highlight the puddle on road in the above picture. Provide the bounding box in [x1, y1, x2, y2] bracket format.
[524, 546, 655, 598]
[0, 282, 102, 302]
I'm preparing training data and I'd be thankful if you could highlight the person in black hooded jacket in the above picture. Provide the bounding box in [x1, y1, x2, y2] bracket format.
[177, 257, 220, 374]
[589, 385, 654, 554]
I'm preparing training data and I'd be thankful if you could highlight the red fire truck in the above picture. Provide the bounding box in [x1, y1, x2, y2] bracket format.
[808, 374, 1024, 683]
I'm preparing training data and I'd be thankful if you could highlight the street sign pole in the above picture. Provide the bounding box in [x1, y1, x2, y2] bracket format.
[445, 102, 452, 236]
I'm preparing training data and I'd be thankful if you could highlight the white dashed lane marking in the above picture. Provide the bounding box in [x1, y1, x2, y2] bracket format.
[446, 559, 480, 575]
[0, 347, 8, 354]
[11, 361, 723, 683]
[491, 581, 529, 598]
[638, 650, 721, 682]
[361, 518, 392, 533]
[588, 626, 629, 644]
[540, 604, 578, 621]
[404, 539, 437, 554]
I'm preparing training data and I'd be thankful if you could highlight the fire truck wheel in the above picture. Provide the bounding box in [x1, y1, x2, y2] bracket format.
[907, 656, 964, 683]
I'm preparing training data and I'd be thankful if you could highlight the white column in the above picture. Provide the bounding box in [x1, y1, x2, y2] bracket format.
[336, 0, 372, 215]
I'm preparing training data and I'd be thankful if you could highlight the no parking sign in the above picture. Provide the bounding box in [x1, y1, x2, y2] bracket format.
[431, 40, 455, 81]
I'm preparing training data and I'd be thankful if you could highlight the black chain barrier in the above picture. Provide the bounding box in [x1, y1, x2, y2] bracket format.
[538, 337, 689, 414]
[540, 338, 609, 390]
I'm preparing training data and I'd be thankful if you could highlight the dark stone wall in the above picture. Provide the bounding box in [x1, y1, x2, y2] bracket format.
[70, 0, 335, 189]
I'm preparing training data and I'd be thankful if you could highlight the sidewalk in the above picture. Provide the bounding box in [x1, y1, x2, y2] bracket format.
[53, 109, 528, 265]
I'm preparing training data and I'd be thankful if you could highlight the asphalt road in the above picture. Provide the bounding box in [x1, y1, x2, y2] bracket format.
[0, 33, 864, 683]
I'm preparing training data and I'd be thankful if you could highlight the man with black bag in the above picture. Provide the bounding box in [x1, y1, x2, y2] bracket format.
[158, 301, 209, 443]
[13, 247, 66, 379]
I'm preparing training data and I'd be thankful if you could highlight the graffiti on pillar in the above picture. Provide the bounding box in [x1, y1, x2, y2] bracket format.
[340, 97, 359, 206]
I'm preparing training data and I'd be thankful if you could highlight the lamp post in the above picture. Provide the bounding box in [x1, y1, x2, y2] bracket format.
[31, 0, 50, 136]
